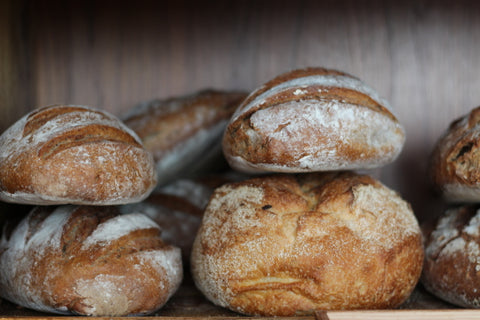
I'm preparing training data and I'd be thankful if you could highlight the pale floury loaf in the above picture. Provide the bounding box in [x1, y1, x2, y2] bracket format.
[222, 67, 405, 173]
[191, 172, 423, 316]
[0, 105, 157, 205]
[0, 205, 182, 316]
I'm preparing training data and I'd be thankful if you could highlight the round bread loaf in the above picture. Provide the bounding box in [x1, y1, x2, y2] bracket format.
[0, 105, 157, 205]
[191, 172, 423, 316]
[0, 205, 182, 316]
[222, 67, 405, 173]
[123, 89, 247, 185]
[422, 204, 480, 308]
[430, 106, 480, 202]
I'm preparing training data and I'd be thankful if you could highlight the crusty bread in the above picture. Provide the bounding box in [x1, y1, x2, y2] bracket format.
[123, 89, 247, 185]
[0, 205, 182, 316]
[191, 171, 423, 316]
[222, 67, 405, 173]
[0, 105, 157, 205]
[430, 106, 480, 202]
[422, 205, 480, 308]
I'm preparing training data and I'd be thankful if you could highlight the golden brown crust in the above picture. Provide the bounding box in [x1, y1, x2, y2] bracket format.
[123, 89, 247, 185]
[0, 205, 183, 316]
[422, 205, 480, 308]
[0, 105, 157, 205]
[430, 106, 480, 202]
[191, 172, 423, 316]
[222, 67, 405, 173]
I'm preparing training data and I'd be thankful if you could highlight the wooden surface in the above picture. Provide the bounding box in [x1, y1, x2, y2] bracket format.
[2, 0, 480, 318]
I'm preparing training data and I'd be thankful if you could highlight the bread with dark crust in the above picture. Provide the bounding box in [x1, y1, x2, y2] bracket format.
[430, 106, 480, 202]
[222, 67, 405, 173]
[422, 204, 480, 307]
[0, 205, 182, 316]
[123, 89, 247, 185]
[191, 171, 423, 316]
[0, 105, 157, 205]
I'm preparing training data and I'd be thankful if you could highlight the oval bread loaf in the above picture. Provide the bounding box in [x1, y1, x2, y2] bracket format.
[123, 89, 247, 185]
[0, 205, 182, 316]
[430, 106, 480, 202]
[191, 172, 423, 316]
[0, 105, 157, 205]
[222, 67, 405, 173]
[422, 205, 480, 308]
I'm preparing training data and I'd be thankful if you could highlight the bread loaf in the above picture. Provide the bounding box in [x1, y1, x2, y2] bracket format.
[422, 204, 480, 307]
[191, 172, 423, 316]
[123, 90, 247, 185]
[430, 106, 480, 202]
[222, 67, 405, 173]
[0, 105, 157, 205]
[0, 205, 182, 316]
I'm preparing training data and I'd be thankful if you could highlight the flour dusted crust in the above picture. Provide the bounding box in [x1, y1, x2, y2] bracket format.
[422, 205, 480, 307]
[123, 89, 247, 185]
[191, 172, 423, 316]
[222, 67, 405, 173]
[0, 105, 157, 205]
[0, 205, 182, 316]
[430, 106, 480, 202]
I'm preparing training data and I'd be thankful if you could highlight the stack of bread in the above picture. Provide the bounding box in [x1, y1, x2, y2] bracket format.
[0, 67, 425, 317]
[0, 90, 250, 316]
[423, 106, 480, 308]
[190, 67, 425, 316]
[0, 105, 184, 316]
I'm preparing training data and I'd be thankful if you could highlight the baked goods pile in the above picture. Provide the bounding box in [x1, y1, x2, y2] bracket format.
[0, 67, 425, 316]
[423, 106, 480, 307]
[0, 105, 182, 316]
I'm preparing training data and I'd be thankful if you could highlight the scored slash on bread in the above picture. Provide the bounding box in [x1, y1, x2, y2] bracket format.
[430, 106, 480, 202]
[222, 67, 405, 173]
[0, 105, 157, 205]
[0, 205, 183, 316]
[122, 89, 248, 186]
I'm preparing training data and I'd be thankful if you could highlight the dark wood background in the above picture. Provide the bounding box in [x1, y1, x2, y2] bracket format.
[3, 0, 480, 222]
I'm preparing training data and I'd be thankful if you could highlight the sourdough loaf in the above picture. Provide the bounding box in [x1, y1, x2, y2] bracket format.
[191, 172, 423, 316]
[123, 89, 247, 185]
[430, 106, 480, 202]
[222, 67, 405, 173]
[0, 105, 157, 205]
[422, 205, 480, 307]
[0, 205, 182, 316]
